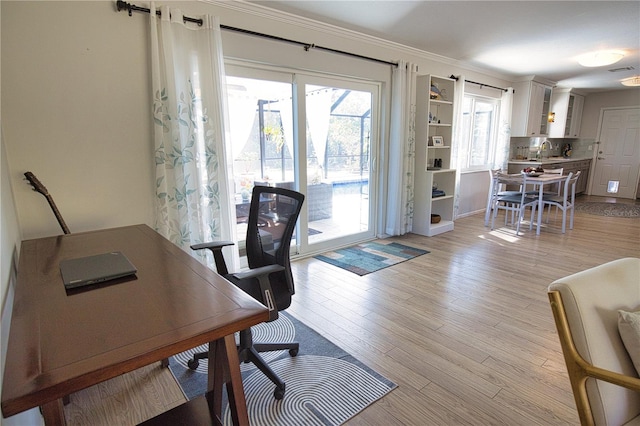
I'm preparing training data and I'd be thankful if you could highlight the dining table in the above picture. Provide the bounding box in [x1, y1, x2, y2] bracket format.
[1, 224, 270, 425]
[511, 172, 569, 235]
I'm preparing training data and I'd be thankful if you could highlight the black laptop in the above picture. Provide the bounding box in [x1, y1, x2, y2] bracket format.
[60, 251, 137, 289]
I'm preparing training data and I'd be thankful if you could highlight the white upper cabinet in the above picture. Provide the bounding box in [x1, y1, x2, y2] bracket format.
[511, 79, 553, 137]
[549, 89, 584, 138]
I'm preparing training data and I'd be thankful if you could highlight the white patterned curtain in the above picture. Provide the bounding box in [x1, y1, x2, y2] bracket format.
[306, 88, 332, 176]
[451, 75, 466, 219]
[227, 87, 257, 161]
[275, 97, 294, 166]
[150, 4, 236, 268]
[385, 61, 418, 236]
[494, 88, 514, 170]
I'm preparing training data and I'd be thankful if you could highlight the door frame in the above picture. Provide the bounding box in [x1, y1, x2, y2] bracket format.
[293, 73, 381, 256]
[225, 61, 381, 256]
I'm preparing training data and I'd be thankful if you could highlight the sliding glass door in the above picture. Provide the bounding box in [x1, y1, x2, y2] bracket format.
[225, 65, 378, 255]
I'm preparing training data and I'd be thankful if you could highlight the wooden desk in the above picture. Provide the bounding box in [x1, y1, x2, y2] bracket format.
[1, 224, 269, 425]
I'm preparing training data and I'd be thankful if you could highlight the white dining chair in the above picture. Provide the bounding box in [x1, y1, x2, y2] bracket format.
[542, 167, 564, 195]
[484, 169, 522, 226]
[526, 167, 563, 196]
[542, 171, 579, 233]
[490, 172, 539, 235]
[525, 167, 564, 218]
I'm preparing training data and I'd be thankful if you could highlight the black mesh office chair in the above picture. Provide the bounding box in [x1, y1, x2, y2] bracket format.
[190, 185, 305, 400]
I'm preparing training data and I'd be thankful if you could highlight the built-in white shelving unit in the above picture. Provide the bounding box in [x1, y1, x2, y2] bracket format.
[413, 75, 457, 236]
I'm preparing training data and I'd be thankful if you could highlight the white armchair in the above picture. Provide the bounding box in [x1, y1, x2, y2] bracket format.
[548, 258, 640, 426]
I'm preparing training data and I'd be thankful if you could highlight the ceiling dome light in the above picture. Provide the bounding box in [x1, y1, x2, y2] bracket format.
[621, 76, 640, 87]
[578, 50, 625, 67]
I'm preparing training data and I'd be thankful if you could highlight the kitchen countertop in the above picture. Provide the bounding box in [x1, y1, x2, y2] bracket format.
[508, 157, 592, 164]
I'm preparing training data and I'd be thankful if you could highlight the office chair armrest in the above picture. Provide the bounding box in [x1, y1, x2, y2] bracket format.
[190, 241, 235, 275]
[232, 264, 284, 322]
[190, 241, 235, 251]
[232, 264, 284, 281]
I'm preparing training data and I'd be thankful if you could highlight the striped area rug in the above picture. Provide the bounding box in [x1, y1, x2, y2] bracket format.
[314, 241, 429, 276]
[169, 312, 396, 425]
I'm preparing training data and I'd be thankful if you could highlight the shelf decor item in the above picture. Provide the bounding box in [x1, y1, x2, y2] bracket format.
[430, 84, 441, 99]
[432, 136, 444, 146]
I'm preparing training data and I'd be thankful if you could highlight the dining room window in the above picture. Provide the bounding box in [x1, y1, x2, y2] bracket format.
[459, 94, 500, 171]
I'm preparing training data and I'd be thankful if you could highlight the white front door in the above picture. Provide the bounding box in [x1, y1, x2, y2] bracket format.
[591, 107, 640, 199]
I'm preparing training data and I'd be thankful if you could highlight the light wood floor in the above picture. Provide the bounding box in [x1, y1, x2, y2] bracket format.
[64, 195, 640, 425]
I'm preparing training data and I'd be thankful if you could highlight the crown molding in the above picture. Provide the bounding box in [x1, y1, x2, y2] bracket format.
[515, 74, 558, 87]
[203, 0, 514, 81]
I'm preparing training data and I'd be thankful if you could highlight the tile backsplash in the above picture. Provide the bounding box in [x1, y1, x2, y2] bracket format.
[509, 137, 595, 160]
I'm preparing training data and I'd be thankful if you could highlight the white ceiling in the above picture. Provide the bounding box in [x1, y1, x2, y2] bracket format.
[248, 1, 640, 92]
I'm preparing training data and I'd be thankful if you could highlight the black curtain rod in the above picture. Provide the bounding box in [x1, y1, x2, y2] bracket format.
[449, 75, 508, 92]
[115, 0, 398, 67]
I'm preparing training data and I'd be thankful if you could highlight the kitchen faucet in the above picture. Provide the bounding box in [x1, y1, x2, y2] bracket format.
[538, 140, 552, 159]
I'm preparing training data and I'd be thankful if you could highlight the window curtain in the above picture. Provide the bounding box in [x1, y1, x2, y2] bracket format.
[451, 75, 466, 219]
[385, 60, 418, 236]
[494, 88, 514, 170]
[150, 4, 237, 269]
[306, 89, 332, 177]
[275, 97, 294, 167]
[227, 87, 257, 161]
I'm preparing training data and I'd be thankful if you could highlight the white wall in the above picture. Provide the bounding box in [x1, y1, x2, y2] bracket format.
[458, 171, 490, 217]
[1, 134, 43, 425]
[580, 89, 640, 138]
[2, 1, 638, 237]
[2, 1, 154, 240]
[2, 0, 513, 240]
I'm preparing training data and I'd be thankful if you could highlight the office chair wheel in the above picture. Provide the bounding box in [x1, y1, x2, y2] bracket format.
[274, 384, 285, 400]
[289, 348, 298, 357]
[187, 359, 199, 370]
